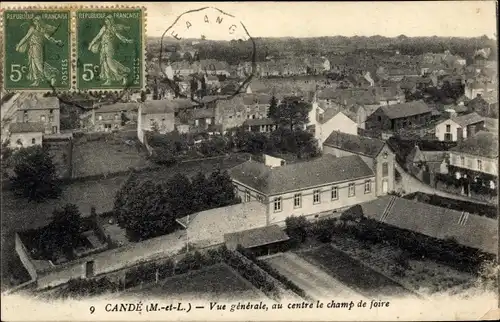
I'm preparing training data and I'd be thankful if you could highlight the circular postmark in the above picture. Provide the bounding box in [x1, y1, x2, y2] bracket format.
[159, 7, 256, 105]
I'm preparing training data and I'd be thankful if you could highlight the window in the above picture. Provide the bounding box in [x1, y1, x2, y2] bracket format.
[382, 162, 389, 177]
[49, 109, 53, 114]
[460, 156, 465, 166]
[31, 138, 36, 144]
[313, 189, 321, 204]
[40, 115, 46, 122]
[446, 124, 451, 132]
[114, 113, 120, 120]
[257, 195, 264, 203]
[348, 183, 356, 197]
[293, 193, 302, 208]
[98, 115, 103, 121]
[331, 186, 338, 200]
[477, 159, 482, 171]
[273, 197, 282, 212]
[364, 180, 371, 193]
[245, 190, 251, 202]
[23, 111, 28, 121]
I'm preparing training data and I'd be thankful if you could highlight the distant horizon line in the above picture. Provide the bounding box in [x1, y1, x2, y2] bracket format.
[153, 35, 496, 41]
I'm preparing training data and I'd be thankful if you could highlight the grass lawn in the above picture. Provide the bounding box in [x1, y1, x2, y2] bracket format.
[298, 245, 414, 298]
[72, 136, 151, 178]
[128, 263, 264, 300]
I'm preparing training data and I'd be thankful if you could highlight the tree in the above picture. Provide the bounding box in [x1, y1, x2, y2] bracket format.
[1, 140, 13, 178]
[267, 95, 278, 119]
[285, 216, 309, 245]
[115, 180, 175, 241]
[42, 204, 83, 258]
[190, 172, 209, 213]
[164, 174, 194, 218]
[271, 97, 311, 131]
[203, 170, 240, 209]
[10, 145, 61, 201]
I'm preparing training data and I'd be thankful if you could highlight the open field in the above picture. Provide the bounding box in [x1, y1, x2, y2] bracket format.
[127, 263, 265, 301]
[72, 136, 151, 178]
[263, 252, 362, 300]
[298, 245, 415, 298]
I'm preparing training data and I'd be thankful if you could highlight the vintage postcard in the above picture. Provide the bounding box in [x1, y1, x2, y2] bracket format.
[0, 1, 498, 321]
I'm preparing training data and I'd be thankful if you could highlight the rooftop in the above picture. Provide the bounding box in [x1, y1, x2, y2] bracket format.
[449, 112, 484, 127]
[18, 95, 60, 111]
[141, 100, 179, 114]
[450, 131, 498, 159]
[224, 224, 289, 249]
[323, 131, 386, 158]
[379, 101, 432, 119]
[229, 154, 374, 195]
[95, 102, 139, 114]
[176, 202, 267, 244]
[359, 196, 497, 254]
[242, 93, 272, 105]
[9, 122, 45, 133]
[243, 118, 275, 127]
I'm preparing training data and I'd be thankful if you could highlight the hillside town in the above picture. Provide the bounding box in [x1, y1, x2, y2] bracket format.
[1, 32, 498, 302]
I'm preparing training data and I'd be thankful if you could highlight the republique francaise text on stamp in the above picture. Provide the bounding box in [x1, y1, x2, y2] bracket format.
[75, 8, 145, 91]
[2, 9, 71, 91]
[1, 6, 146, 92]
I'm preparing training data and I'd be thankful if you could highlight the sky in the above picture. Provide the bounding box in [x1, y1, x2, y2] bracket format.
[1, 1, 498, 39]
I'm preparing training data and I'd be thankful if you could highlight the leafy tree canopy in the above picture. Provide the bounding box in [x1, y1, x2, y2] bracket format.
[10, 145, 61, 201]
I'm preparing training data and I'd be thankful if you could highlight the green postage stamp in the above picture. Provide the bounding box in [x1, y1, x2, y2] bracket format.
[2, 7, 145, 91]
[3, 9, 71, 91]
[75, 9, 145, 91]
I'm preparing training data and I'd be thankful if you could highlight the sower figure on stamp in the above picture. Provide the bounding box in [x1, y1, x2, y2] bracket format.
[15, 16, 63, 87]
[88, 15, 134, 86]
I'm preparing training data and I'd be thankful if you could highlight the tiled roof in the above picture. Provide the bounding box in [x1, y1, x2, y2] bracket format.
[379, 101, 432, 119]
[242, 93, 272, 105]
[95, 102, 139, 114]
[9, 122, 45, 133]
[243, 118, 275, 127]
[229, 154, 374, 195]
[224, 224, 289, 249]
[450, 131, 498, 159]
[387, 137, 457, 164]
[323, 131, 385, 158]
[450, 112, 484, 127]
[176, 202, 267, 243]
[18, 95, 60, 110]
[142, 100, 177, 114]
[359, 196, 497, 254]
[191, 108, 215, 119]
[420, 150, 447, 163]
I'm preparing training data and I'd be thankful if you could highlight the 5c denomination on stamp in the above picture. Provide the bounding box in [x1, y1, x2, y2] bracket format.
[75, 8, 145, 91]
[3, 9, 71, 91]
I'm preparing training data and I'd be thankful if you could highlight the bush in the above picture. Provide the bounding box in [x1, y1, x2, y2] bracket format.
[285, 216, 309, 246]
[54, 277, 119, 299]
